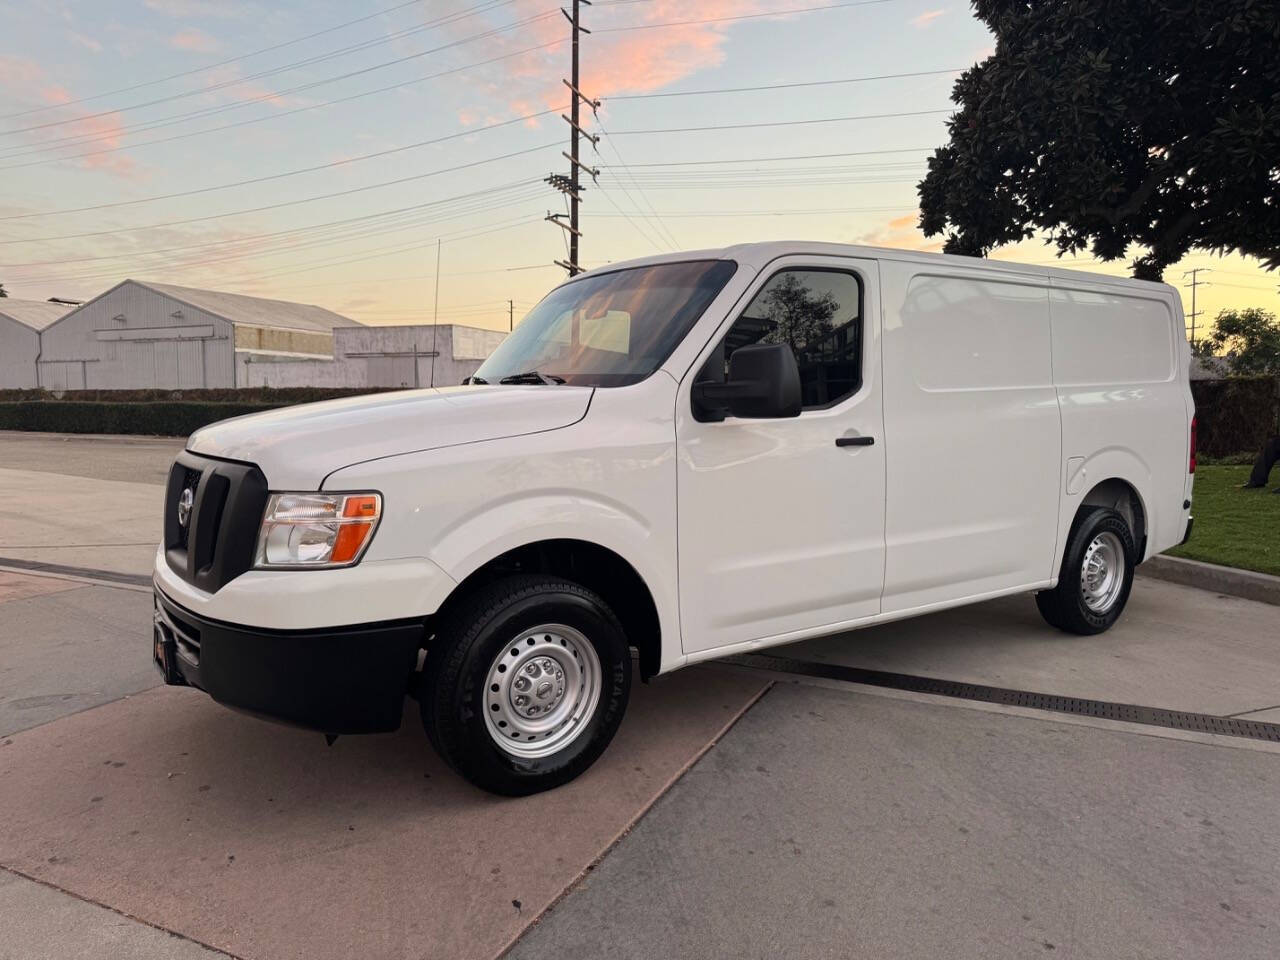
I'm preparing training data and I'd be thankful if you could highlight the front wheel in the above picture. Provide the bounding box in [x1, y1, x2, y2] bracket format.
[420, 575, 632, 796]
[1036, 507, 1136, 635]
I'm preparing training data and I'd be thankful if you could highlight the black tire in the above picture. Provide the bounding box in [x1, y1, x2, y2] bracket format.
[420, 574, 631, 796]
[1036, 507, 1136, 635]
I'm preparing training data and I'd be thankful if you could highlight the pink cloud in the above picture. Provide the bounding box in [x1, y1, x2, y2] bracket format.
[70, 33, 103, 53]
[0, 56, 138, 178]
[451, 0, 803, 119]
[144, 0, 250, 18]
[199, 63, 292, 108]
[857, 212, 943, 252]
[170, 28, 219, 53]
[910, 9, 947, 28]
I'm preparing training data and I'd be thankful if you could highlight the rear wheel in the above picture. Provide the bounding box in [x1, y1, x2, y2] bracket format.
[420, 575, 631, 796]
[1036, 507, 1136, 635]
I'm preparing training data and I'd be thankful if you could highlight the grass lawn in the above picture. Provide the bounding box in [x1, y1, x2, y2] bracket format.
[1165, 464, 1280, 577]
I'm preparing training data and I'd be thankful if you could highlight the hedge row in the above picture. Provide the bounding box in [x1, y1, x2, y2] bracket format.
[0, 387, 397, 404]
[2, 381, 1276, 452]
[0, 401, 284, 437]
[1190, 377, 1279, 458]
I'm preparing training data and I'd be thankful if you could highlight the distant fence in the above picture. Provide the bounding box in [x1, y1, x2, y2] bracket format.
[1191, 377, 1279, 458]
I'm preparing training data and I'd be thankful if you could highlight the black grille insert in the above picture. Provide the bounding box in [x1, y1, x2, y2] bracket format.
[164, 451, 268, 593]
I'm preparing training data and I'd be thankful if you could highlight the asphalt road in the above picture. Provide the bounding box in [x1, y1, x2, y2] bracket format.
[0, 430, 1277, 960]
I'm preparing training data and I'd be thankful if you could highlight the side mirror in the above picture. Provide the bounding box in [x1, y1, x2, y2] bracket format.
[692, 342, 801, 421]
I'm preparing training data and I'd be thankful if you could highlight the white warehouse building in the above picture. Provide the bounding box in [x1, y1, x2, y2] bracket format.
[238, 323, 510, 389]
[36, 280, 358, 390]
[0, 299, 73, 389]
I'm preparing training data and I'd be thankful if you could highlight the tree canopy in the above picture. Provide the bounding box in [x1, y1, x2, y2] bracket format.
[760, 273, 840, 350]
[1193, 307, 1280, 375]
[918, 0, 1280, 280]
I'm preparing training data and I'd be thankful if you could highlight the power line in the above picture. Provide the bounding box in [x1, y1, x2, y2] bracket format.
[582, 204, 907, 218]
[596, 147, 934, 167]
[602, 67, 961, 100]
[0, 184, 545, 280]
[593, 182, 668, 252]
[0, 181, 545, 271]
[595, 120, 680, 250]
[1, 107, 564, 220]
[234, 216, 545, 284]
[0, 40, 567, 169]
[595, 0, 896, 33]
[0, 2, 546, 137]
[610, 108, 951, 135]
[0, 143, 560, 245]
[0, 0, 448, 120]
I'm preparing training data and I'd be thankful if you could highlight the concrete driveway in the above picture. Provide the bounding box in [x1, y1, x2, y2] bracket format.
[1, 431, 1277, 960]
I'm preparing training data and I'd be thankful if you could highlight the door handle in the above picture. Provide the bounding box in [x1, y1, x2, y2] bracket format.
[835, 435, 874, 447]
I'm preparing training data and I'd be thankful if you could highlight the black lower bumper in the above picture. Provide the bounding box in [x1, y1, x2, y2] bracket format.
[1181, 516, 1194, 546]
[153, 588, 423, 734]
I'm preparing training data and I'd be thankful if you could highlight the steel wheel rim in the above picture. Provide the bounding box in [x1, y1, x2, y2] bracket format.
[1080, 531, 1125, 614]
[483, 623, 602, 759]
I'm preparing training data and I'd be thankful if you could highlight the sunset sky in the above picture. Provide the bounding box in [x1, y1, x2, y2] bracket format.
[0, 0, 1275, 337]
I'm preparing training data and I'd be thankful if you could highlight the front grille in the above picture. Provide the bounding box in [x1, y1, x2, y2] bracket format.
[175, 467, 201, 550]
[164, 451, 268, 593]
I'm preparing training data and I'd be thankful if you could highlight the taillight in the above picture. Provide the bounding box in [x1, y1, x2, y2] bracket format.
[1189, 416, 1197, 474]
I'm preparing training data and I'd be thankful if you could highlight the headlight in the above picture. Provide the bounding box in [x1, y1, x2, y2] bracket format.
[254, 492, 381, 569]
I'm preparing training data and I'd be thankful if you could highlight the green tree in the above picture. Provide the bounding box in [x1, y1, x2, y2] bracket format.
[1193, 308, 1280, 376]
[760, 273, 838, 351]
[918, 0, 1280, 280]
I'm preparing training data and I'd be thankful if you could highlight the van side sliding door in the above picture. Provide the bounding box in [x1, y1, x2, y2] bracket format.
[879, 263, 1062, 612]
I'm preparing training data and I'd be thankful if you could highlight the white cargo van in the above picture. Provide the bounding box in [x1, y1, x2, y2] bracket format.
[152, 243, 1196, 795]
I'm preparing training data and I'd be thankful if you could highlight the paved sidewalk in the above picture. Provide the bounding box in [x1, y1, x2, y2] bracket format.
[778, 578, 1280, 719]
[0, 869, 227, 960]
[511, 683, 1280, 960]
[0, 573, 157, 736]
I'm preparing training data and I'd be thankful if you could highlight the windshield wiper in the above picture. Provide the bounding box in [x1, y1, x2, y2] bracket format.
[499, 370, 566, 385]
[465, 375, 488, 385]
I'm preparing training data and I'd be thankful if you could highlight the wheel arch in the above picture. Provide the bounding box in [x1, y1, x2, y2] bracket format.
[1077, 476, 1148, 561]
[433, 538, 664, 680]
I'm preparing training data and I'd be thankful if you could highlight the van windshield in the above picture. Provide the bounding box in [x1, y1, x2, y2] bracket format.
[471, 260, 737, 388]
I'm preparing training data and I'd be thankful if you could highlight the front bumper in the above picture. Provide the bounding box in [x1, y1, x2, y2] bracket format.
[153, 587, 423, 734]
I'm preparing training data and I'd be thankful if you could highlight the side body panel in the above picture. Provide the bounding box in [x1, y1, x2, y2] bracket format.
[323, 375, 687, 674]
[1048, 279, 1191, 559]
[879, 261, 1062, 612]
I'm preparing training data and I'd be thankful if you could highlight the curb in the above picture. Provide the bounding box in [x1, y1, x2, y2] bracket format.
[1138, 554, 1280, 607]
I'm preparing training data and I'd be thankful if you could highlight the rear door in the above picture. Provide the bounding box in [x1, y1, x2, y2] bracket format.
[676, 256, 886, 654]
[879, 262, 1061, 612]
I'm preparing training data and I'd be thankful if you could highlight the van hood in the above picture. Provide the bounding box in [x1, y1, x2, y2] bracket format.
[187, 385, 593, 489]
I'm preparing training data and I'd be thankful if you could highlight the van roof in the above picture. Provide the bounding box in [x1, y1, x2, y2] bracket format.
[579, 241, 1176, 294]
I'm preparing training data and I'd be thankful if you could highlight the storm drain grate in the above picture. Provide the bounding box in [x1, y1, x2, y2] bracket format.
[724, 653, 1280, 744]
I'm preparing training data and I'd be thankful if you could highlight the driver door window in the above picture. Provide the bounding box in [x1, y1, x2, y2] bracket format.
[706, 268, 864, 409]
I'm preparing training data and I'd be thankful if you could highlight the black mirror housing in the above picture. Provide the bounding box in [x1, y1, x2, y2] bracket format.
[692, 342, 801, 420]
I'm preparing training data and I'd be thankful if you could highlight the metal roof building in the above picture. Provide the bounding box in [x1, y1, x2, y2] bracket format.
[0, 299, 73, 388]
[36, 280, 359, 390]
[238, 323, 509, 389]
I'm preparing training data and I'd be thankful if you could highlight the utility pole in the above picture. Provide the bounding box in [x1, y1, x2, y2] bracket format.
[545, 0, 599, 276]
[430, 238, 441, 387]
[1182, 267, 1212, 348]
[508, 299, 514, 332]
